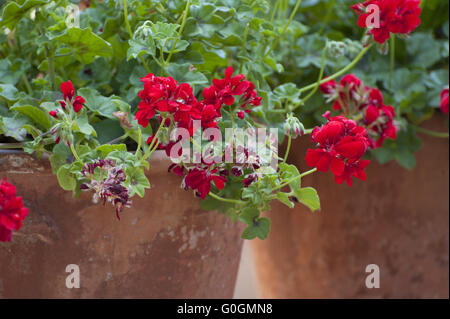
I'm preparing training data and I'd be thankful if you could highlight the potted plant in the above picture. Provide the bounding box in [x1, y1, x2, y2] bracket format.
[1, 0, 447, 299]
[249, 0, 449, 298]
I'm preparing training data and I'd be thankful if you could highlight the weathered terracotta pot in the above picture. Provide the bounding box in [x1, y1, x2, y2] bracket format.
[0, 151, 243, 298]
[251, 116, 449, 298]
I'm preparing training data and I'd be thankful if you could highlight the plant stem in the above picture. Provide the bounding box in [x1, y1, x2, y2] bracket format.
[70, 144, 83, 164]
[165, 0, 191, 65]
[297, 43, 373, 95]
[123, 0, 151, 73]
[136, 126, 142, 155]
[123, 0, 133, 37]
[143, 120, 165, 160]
[274, 167, 317, 191]
[294, 42, 328, 110]
[283, 134, 291, 163]
[265, 0, 302, 57]
[389, 34, 395, 89]
[318, 0, 335, 35]
[21, 73, 33, 95]
[209, 192, 245, 205]
[0, 143, 24, 149]
[45, 46, 56, 91]
[415, 126, 449, 138]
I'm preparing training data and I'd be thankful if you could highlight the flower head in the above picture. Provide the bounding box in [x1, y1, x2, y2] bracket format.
[0, 178, 29, 242]
[440, 88, 449, 114]
[80, 160, 132, 219]
[352, 0, 421, 44]
[305, 115, 370, 185]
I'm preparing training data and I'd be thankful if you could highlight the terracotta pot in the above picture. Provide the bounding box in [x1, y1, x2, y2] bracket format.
[0, 151, 243, 298]
[251, 116, 449, 298]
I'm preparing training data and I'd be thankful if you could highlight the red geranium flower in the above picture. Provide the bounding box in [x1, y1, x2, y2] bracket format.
[305, 115, 370, 185]
[58, 81, 85, 112]
[440, 88, 449, 114]
[352, 0, 421, 44]
[183, 167, 226, 199]
[0, 179, 29, 242]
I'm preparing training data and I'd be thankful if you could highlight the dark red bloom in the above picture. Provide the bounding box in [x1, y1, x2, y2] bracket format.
[237, 111, 245, 119]
[206, 67, 261, 116]
[56, 80, 84, 113]
[352, 0, 421, 44]
[183, 167, 226, 199]
[0, 179, 29, 242]
[440, 88, 449, 114]
[135, 73, 200, 132]
[319, 75, 397, 148]
[334, 159, 370, 186]
[49, 110, 58, 118]
[61, 81, 75, 101]
[305, 115, 370, 185]
[319, 79, 337, 95]
[72, 96, 85, 112]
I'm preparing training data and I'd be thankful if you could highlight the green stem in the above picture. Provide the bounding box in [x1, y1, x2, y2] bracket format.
[0, 143, 24, 149]
[123, 0, 133, 37]
[70, 144, 83, 164]
[46, 46, 56, 91]
[318, 0, 335, 35]
[21, 73, 32, 95]
[123, 0, 151, 73]
[274, 167, 317, 191]
[415, 126, 449, 138]
[389, 35, 395, 89]
[143, 119, 165, 160]
[283, 134, 291, 163]
[294, 42, 328, 110]
[165, 0, 191, 65]
[209, 192, 245, 205]
[136, 126, 142, 156]
[297, 43, 373, 95]
[265, 0, 302, 57]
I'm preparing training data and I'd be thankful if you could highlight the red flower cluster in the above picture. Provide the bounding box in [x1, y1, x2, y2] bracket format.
[351, 0, 421, 44]
[0, 179, 29, 242]
[319, 74, 397, 148]
[440, 88, 449, 114]
[183, 166, 227, 199]
[135, 68, 262, 200]
[305, 115, 371, 186]
[203, 67, 261, 119]
[57, 81, 85, 114]
[135, 74, 204, 133]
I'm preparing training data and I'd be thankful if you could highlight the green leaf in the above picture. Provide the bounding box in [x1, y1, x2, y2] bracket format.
[49, 143, 71, 174]
[276, 192, 294, 208]
[279, 162, 301, 190]
[128, 168, 150, 198]
[127, 37, 156, 61]
[241, 217, 271, 240]
[51, 27, 113, 64]
[166, 63, 208, 86]
[11, 105, 52, 130]
[0, 83, 19, 101]
[56, 165, 76, 191]
[294, 187, 320, 212]
[77, 88, 128, 119]
[0, 0, 49, 28]
[96, 144, 127, 157]
[238, 206, 260, 225]
[0, 115, 28, 141]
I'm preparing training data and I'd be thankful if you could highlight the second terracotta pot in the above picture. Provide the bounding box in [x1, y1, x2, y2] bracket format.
[251, 116, 449, 298]
[0, 151, 243, 298]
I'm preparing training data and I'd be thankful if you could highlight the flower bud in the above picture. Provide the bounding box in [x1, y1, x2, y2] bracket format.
[284, 114, 305, 139]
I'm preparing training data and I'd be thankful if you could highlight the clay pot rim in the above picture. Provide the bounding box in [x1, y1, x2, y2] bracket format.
[0, 149, 171, 175]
